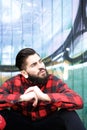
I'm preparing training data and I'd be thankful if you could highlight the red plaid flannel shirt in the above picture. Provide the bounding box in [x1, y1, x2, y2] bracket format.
[0, 74, 83, 120]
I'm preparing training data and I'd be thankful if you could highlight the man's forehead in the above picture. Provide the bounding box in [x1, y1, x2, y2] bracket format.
[26, 54, 41, 63]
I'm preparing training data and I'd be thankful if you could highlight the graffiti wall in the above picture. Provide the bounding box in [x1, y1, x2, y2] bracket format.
[0, 0, 87, 128]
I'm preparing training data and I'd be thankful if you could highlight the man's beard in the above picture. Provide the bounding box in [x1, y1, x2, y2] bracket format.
[27, 69, 49, 85]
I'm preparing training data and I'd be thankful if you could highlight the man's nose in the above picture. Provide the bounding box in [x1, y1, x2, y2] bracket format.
[38, 62, 44, 68]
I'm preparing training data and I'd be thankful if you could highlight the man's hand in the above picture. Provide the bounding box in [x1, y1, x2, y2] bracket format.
[19, 91, 38, 107]
[24, 86, 51, 102]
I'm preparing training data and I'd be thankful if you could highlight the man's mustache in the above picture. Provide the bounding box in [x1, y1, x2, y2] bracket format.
[39, 68, 46, 71]
[38, 68, 47, 75]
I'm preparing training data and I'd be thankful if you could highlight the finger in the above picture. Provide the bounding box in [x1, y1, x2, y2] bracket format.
[24, 87, 34, 94]
[32, 96, 38, 107]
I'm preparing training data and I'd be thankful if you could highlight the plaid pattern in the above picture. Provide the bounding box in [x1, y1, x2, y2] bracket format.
[0, 74, 83, 120]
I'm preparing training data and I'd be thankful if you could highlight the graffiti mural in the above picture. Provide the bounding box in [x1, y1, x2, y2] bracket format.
[0, 0, 87, 128]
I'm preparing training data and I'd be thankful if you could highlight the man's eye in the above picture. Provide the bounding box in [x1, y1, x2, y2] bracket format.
[31, 63, 36, 67]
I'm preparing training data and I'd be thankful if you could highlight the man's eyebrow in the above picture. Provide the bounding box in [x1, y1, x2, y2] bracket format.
[30, 60, 39, 66]
[39, 58, 42, 61]
[30, 62, 37, 66]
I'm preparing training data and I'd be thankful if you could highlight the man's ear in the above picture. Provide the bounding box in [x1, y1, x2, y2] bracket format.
[21, 70, 28, 78]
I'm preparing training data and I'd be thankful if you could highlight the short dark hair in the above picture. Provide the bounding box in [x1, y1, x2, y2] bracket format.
[15, 48, 37, 70]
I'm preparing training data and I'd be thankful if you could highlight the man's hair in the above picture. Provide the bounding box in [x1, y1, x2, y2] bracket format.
[15, 48, 37, 70]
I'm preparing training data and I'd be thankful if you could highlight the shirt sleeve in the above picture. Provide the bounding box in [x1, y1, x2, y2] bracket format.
[0, 80, 20, 109]
[47, 79, 84, 110]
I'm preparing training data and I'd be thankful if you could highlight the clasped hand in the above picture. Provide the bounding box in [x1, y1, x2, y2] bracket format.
[19, 86, 50, 107]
